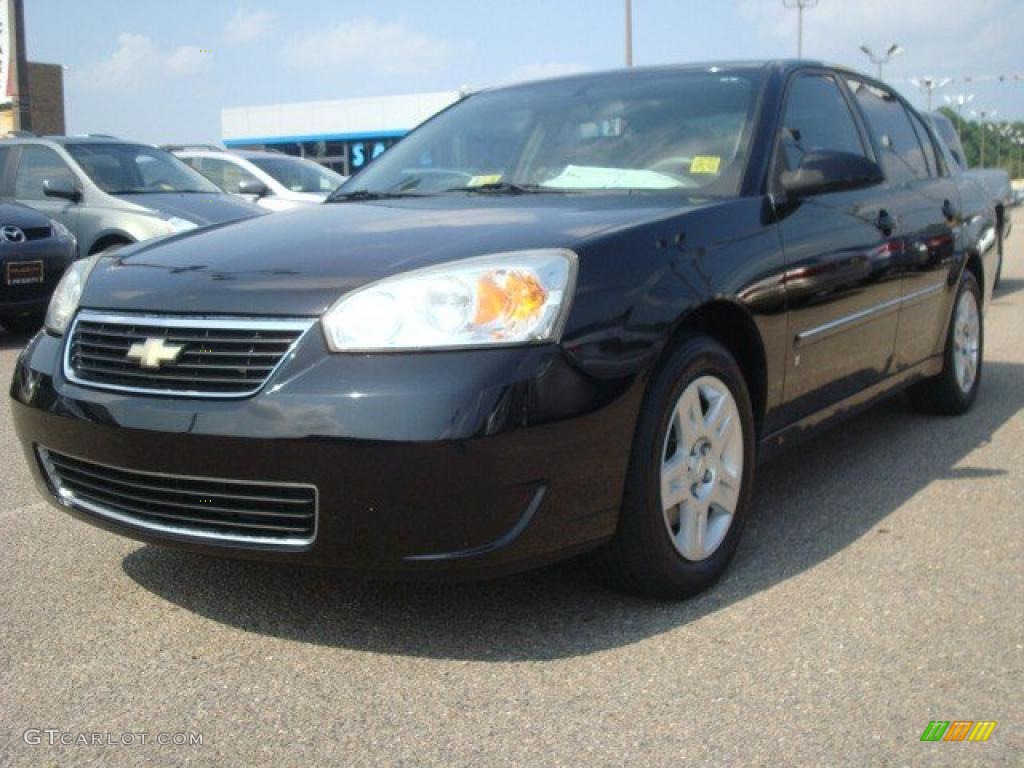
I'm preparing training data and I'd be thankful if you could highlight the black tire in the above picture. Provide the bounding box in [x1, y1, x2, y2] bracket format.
[907, 270, 983, 415]
[594, 335, 756, 599]
[1, 312, 44, 335]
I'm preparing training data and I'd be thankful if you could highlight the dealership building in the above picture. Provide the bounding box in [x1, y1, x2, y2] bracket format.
[220, 91, 463, 176]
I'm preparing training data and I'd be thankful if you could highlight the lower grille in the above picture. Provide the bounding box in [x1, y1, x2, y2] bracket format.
[39, 448, 317, 547]
[65, 311, 315, 398]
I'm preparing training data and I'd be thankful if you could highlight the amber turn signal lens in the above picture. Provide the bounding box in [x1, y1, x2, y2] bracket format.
[473, 270, 548, 327]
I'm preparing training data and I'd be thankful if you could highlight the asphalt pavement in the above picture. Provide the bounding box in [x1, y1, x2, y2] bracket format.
[2, 212, 1022, 767]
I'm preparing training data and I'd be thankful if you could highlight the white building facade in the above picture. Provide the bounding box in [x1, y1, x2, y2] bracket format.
[220, 91, 462, 176]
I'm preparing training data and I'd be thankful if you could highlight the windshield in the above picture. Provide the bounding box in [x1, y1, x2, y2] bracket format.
[249, 155, 346, 194]
[338, 68, 761, 198]
[66, 143, 221, 195]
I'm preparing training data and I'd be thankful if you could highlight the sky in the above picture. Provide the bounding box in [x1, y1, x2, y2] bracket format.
[24, 0, 1024, 145]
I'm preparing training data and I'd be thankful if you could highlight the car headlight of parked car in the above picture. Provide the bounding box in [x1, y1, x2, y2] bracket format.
[166, 216, 199, 234]
[44, 254, 103, 335]
[50, 218, 76, 245]
[321, 249, 578, 352]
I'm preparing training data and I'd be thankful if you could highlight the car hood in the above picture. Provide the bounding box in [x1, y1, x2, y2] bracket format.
[0, 199, 58, 229]
[116, 192, 265, 225]
[81, 195, 707, 316]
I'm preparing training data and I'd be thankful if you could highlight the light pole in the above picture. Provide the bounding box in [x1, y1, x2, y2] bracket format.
[910, 77, 951, 112]
[944, 93, 974, 134]
[625, 0, 633, 67]
[971, 110, 995, 166]
[783, 0, 818, 58]
[859, 43, 903, 80]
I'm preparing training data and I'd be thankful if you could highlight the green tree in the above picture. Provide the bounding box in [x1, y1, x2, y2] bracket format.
[937, 107, 1024, 177]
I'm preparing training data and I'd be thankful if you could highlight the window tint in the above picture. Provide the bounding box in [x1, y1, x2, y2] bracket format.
[14, 145, 77, 200]
[907, 109, 939, 176]
[846, 79, 929, 183]
[187, 157, 260, 194]
[780, 75, 865, 171]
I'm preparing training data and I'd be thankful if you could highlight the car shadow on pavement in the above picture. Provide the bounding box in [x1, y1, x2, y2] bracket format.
[122, 361, 1022, 662]
[994, 278, 1024, 300]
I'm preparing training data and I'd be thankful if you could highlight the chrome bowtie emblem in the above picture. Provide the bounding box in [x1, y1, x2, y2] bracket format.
[1, 225, 26, 243]
[126, 338, 184, 370]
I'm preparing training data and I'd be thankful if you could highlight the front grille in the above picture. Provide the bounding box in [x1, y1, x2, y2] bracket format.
[23, 226, 52, 241]
[39, 448, 317, 546]
[66, 311, 314, 397]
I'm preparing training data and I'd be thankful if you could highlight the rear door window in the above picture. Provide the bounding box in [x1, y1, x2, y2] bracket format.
[846, 78, 930, 183]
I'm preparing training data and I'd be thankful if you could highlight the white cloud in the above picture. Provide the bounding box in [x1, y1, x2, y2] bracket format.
[225, 8, 274, 45]
[72, 33, 209, 91]
[281, 17, 451, 75]
[501, 62, 590, 85]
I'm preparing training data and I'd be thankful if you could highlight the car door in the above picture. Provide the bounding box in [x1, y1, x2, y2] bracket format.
[773, 71, 902, 424]
[844, 78, 959, 371]
[13, 144, 81, 234]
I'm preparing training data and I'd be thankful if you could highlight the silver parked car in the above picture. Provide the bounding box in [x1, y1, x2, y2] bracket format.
[171, 147, 347, 212]
[0, 135, 264, 256]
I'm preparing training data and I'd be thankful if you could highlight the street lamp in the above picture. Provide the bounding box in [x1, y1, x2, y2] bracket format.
[909, 76, 951, 112]
[859, 43, 903, 80]
[783, 0, 818, 58]
[625, 0, 633, 67]
[971, 109, 996, 166]
[944, 93, 975, 134]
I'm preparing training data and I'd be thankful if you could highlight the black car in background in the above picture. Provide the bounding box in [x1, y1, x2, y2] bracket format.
[0, 201, 76, 333]
[11, 61, 1000, 598]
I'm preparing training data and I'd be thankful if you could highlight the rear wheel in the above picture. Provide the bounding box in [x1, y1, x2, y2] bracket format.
[595, 335, 755, 599]
[907, 271, 982, 415]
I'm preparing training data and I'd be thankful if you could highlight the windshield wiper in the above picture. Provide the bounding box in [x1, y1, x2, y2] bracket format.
[444, 182, 554, 195]
[327, 189, 428, 202]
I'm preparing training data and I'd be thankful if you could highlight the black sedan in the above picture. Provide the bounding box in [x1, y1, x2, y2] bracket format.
[0, 201, 77, 333]
[11, 61, 999, 598]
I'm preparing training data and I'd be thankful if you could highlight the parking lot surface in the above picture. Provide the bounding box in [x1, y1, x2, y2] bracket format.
[2, 212, 1022, 767]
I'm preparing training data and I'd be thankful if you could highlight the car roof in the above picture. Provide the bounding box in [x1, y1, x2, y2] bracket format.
[483, 59, 842, 90]
[0, 134, 150, 147]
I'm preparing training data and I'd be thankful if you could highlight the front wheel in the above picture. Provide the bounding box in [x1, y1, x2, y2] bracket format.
[595, 335, 755, 599]
[907, 271, 983, 415]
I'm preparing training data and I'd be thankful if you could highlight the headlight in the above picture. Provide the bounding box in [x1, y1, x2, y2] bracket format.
[166, 216, 198, 234]
[51, 219, 75, 242]
[50, 219, 78, 258]
[44, 254, 102, 335]
[322, 249, 578, 352]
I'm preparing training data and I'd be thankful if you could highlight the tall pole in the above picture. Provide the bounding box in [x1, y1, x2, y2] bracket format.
[797, 4, 803, 57]
[783, 1, 818, 58]
[625, 0, 633, 67]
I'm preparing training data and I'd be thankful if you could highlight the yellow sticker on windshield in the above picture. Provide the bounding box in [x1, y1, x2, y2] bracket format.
[468, 174, 503, 187]
[690, 156, 721, 174]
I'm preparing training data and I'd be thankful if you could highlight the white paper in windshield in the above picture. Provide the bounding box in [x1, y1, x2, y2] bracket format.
[541, 165, 683, 190]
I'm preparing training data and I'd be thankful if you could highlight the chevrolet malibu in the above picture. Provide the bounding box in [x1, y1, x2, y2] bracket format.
[11, 61, 999, 598]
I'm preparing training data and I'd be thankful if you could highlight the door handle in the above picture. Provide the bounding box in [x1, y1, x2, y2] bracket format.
[875, 209, 895, 235]
[942, 199, 959, 222]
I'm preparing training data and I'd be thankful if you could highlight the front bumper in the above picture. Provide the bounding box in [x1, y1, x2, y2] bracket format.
[11, 326, 643, 577]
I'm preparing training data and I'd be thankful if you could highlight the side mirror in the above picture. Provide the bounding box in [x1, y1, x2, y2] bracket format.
[43, 178, 82, 203]
[238, 180, 270, 199]
[780, 151, 884, 198]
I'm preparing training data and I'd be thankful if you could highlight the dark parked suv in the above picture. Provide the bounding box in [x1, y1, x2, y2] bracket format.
[11, 61, 1000, 598]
